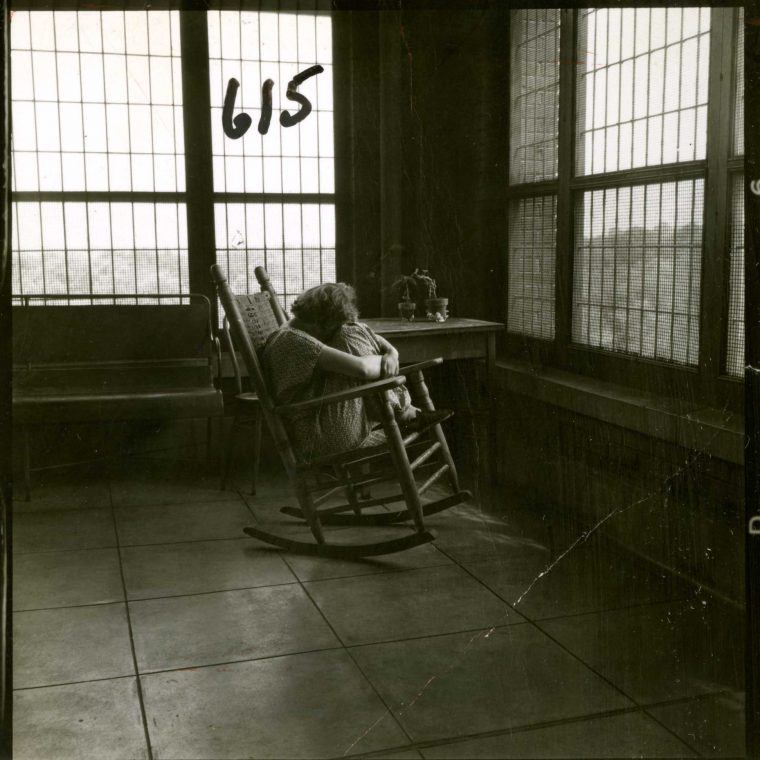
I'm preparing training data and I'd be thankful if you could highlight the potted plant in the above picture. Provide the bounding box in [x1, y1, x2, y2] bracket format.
[412, 268, 449, 322]
[393, 275, 417, 321]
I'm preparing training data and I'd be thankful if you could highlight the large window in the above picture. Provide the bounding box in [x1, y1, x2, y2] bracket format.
[10, 9, 336, 310]
[726, 8, 744, 378]
[507, 10, 559, 339]
[208, 11, 334, 312]
[11, 11, 188, 302]
[507, 7, 744, 393]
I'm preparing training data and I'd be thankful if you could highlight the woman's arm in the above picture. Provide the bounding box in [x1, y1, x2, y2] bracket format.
[373, 333, 400, 377]
[317, 344, 383, 381]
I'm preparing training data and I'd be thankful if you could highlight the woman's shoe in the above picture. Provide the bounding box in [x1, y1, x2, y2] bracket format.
[401, 408, 452, 432]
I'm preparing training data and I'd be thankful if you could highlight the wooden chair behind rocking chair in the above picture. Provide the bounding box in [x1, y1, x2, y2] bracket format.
[210, 263, 471, 558]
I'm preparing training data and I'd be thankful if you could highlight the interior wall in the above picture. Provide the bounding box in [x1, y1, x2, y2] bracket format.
[495, 392, 745, 605]
[344, 6, 508, 320]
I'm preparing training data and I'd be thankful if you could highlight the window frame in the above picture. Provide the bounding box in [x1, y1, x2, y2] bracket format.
[8, 1, 341, 327]
[504, 7, 744, 411]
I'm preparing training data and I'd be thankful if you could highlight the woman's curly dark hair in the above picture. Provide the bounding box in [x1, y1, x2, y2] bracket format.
[291, 283, 359, 335]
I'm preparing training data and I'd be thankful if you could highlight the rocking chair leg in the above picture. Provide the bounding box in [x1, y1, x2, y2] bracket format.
[251, 409, 262, 496]
[296, 482, 325, 544]
[337, 463, 362, 516]
[407, 370, 460, 492]
[380, 394, 425, 533]
[433, 426, 460, 492]
[357, 462, 372, 500]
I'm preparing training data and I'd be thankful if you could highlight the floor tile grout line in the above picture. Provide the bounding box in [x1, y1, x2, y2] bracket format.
[344, 683, 742, 757]
[107, 480, 156, 760]
[123, 578, 301, 604]
[299, 560, 488, 590]
[14, 599, 127, 614]
[431, 539, 720, 759]
[431, 542, 650, 704]
[237, 485, 262, 524]
[343, 620, 530, 651]
[292, 564, 417, 753]
[283, 556, 455, 585]
[135, 643, 348, 678]
[13, 672, 140, 693]
[15, 575, 303, 612]
[640, 703, 712, 759]
[16, 531, 279, 557]
[118, 534, 284, 550]
[338, 700, 705, 760]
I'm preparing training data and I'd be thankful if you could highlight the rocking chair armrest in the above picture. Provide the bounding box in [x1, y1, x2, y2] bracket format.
[275, 375, 407, 415]
[400, 358, 444, 375]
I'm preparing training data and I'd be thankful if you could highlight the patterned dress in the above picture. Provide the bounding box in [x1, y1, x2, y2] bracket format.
[262, 322, 410, 462]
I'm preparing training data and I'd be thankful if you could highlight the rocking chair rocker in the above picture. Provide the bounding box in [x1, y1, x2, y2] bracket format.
[210, 264, 470, 558]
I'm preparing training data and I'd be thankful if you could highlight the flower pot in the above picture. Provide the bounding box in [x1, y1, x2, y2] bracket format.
[398, 301, 416, 321]
[425, 297, 449, 322]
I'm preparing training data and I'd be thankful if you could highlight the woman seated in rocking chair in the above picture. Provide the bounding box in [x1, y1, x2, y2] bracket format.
[262, 282, 445, 461]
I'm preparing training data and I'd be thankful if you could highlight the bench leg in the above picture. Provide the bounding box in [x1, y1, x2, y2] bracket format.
[251, 410, 262, 496]
[220, 416, 238, 491]
[206, 417, 213, 469]
[22, 426, 31, 501]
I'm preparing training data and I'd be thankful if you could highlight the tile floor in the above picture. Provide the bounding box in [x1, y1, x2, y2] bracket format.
[12, 457, 745, 759]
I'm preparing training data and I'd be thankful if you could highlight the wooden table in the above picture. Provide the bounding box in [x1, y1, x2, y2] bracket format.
[363, 318, 503, 378]
[365, 317, 505, 494]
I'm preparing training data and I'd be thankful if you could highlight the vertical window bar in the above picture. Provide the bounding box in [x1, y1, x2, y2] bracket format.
[50, 15, 70, 297]
[700, 8, 734, 377]
[74, 13, 93, 295]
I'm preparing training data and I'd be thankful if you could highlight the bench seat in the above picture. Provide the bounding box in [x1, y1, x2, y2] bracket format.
[14, 384, 223, 425]
[14, 360, 222, 423]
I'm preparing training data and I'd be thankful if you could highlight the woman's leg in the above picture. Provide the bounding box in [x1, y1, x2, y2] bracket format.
[327, 324, 415, 420]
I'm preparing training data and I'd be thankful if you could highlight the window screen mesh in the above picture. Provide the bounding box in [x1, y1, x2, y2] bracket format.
[11, 202, 188, 302]
[214, 203, 335, 314]
[726, 174, 744, 377]
[509, 10, 560, 184]
[576, 8, 710, 175]
[507, 195, 556, 339]
[734, 8, 744, 156]
[572, 179, 703, 365]
[207, 11, 333, 194]
[11, 11, 185, 193]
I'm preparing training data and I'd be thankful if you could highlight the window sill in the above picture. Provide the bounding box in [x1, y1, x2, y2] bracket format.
[495, 358, 744, 465]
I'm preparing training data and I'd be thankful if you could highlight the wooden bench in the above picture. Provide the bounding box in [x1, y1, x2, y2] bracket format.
[13, 295, 224, 499]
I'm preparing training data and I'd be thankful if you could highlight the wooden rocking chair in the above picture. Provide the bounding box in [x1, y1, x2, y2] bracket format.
[210, 264, 470, 558]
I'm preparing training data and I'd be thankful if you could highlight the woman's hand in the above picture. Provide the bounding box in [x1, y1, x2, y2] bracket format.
[380, 348, 399, 378]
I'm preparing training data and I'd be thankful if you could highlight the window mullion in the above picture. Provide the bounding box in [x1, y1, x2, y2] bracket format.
[700, 7, 734, 381]
[179, 11, 216, 316]
[555, 8, 576, 355]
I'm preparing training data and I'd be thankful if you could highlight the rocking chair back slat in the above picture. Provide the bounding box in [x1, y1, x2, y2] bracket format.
[254, 266, 288, 326]
[234, 293, 281, 351]
[210, 266, 269, 402]
[210, 265, 300, 473]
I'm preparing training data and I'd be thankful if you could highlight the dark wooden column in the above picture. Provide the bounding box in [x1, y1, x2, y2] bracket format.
[180, 11, 216, 317]
[745, 1, 759, 754]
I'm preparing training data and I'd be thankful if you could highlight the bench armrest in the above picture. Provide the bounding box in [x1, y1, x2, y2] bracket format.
[221, 317, 244, 395]
[212, 336, 223, 387]
[400, 358, 444, 375]
[275, 375, 406, 415]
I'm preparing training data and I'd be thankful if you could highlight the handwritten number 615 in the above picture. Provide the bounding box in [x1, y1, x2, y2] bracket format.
[222, 64, 324, 139]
